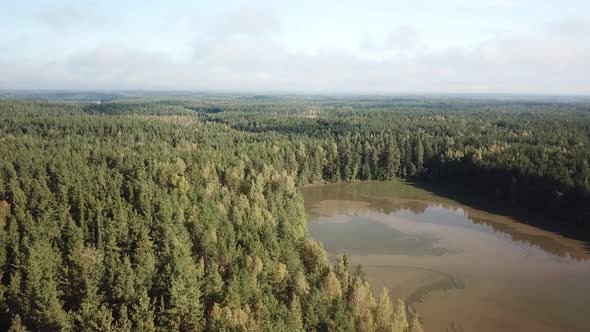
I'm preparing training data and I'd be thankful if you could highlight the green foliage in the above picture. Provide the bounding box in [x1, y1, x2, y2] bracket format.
[8, 315, 28, 332]
[0, 96, 589, 331]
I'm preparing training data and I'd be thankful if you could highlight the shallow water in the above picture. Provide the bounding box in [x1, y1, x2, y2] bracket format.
[300, 181, 590, 332]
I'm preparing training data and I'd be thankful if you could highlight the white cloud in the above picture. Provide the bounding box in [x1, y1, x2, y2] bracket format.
[1, 5, 589, 94]
[360, 25, 423, 52]
[35, 3, 106, 32]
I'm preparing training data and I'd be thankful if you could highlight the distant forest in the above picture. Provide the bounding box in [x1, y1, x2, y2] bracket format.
[0, 95, 588, 331]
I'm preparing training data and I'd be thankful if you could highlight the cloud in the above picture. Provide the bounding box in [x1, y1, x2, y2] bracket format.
[360, 25, 424, 56]
[387, 25, 423, 50]
[1, 8, 589, 94]
[442, 0, 547, 8]
[209, 4, 280, 37]
[35, 3, 106, 32]
[190, 5, 288, 74]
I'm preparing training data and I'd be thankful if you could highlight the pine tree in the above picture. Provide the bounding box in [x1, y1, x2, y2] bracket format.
[408, 315, 423, 332]
[116, 305, 133, 332]
[155, 208, 204, 331]
[286, 295, 304, 332]
[71, 246, 114, 331]
[131, 290, 156, 332]
[322, 270, 342, 301]
[22, 238, 69, 330]
[376, 288, 395, 332]
[413, 139, 424, 174]
[311, 146, 326, 183]
[297, 160, 311, 186]
[334, 256, 350, 295]
[392, 299, 409, 332]
[203, 260, 224, 308]
[8, 315, 28, 332]
[349, 277, 376, 332]
[382, 138, 401, 180]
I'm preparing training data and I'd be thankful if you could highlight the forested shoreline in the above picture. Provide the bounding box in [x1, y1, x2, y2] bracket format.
[0, 96, 589, 331]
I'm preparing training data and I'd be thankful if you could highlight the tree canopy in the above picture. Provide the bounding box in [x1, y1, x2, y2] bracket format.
[1, 95, 589, 331]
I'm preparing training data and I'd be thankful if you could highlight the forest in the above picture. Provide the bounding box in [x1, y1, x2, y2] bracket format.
[0, 94, 589, 331]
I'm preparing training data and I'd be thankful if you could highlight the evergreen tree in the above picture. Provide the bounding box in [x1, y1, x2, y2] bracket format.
[392, 299, 409, 332]
[131, 290, 156, 332]
[286, 295, 305, 332]
[408, 315, 423, 332]
[376, 288, 395, 332]
[8, 315, 28, 332]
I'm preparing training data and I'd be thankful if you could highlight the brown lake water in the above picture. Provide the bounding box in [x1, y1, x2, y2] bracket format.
[300, 181, 590, 332]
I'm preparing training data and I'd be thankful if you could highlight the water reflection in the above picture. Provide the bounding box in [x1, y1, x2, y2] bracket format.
[309, 214, 453, 256]
[301, 181, 590, 332]
[303, 181, 589, 261]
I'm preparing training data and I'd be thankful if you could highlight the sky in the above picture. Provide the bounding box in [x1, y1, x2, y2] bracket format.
[1, 0, 589, 94]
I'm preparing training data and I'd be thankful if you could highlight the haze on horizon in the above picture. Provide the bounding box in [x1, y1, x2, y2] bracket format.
[1, 0, 589, 95]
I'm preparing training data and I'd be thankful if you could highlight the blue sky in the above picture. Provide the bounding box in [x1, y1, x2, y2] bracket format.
[1, 0, 589, 94]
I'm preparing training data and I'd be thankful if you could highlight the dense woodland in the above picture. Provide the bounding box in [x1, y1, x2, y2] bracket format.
[0, 95, 589, 331]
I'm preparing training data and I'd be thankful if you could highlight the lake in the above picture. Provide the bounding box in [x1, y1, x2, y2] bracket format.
[300, 181, 590, 332]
